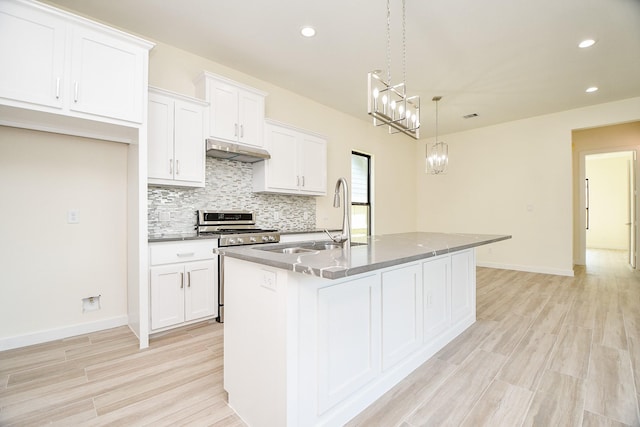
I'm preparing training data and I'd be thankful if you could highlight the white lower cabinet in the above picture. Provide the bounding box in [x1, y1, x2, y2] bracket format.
[317, 275, 381, 413]
[381, 263, 423, 370]
[451, 249, 475, 325]
[422, 256, 450, 340]
[149, 241, 218, 331]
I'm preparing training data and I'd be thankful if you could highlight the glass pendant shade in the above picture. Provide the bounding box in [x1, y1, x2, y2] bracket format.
[426, 96, 448, 174]
[367, 0, 420, 140]
[426, 141, 448, 174]
[368, 72, 420, 139]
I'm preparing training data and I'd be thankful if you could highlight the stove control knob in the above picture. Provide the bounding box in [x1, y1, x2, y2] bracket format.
[237, 237, 244, 244]
[250, 237, 257, 243]
[229, 238, 236, 245]
[262, 236, 269, 242]
[268, 235, 276, 242]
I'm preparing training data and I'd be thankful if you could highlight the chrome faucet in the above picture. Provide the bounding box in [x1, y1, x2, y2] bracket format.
[324, 177, 351, 247]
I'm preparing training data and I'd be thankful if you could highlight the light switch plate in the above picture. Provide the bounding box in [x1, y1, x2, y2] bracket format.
[67, 209, 80, 224]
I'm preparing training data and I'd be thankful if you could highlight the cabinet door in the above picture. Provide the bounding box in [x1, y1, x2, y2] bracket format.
[298, 134, 327, 195]
[264, 124, 299, 191]
[450, 249, 475, 326]
[173, 100, 205, 184]
[150, 265, 185, 330]
[148, 93, 174, 180]
[184, 260, 217, 321]
[209, 81, 238, 142]
[423, 256, 450, 341]
[0, 2, 65, 109]
[317, 276, 381, 413]
[237, 89, 264, 147]
[381, 264, 423, 370]
[69, 26, 144, 123]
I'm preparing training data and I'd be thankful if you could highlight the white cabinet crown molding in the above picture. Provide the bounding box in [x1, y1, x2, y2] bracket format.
[194, 71, 268, 98]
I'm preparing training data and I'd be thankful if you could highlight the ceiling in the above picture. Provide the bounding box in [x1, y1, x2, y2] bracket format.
[44, 0, 640, 138]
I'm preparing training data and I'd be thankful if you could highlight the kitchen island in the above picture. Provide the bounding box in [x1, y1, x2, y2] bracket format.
[218, 232, 510, 427]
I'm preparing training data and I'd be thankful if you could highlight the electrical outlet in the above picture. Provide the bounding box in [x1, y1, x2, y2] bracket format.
[261, 270, 277, 291]
[67, 209, 80, 224]
[303, 212, 309, 221]
[159, 211, 171, 222]
[274, 211, 280, 221]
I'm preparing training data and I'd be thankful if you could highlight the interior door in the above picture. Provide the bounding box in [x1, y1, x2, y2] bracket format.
[628, 152, 636, 268]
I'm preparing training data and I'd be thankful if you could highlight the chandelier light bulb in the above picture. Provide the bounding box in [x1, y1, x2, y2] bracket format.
[373, 88, 379, 99]
[382, 94, 388, 105]
[391, 100, 396, 110]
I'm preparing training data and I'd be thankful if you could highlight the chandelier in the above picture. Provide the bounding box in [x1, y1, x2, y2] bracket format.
[367, 0, 420, 139]
[426, 96, 448, 174]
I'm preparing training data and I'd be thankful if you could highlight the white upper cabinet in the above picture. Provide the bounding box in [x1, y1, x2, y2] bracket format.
[0, 1, 66, 110]
[148, 87, 207, 187]
[253, 120, 327, 196]
[194, 71, 267, 148]
[68, 26, 146, 123]
[0, 0, 153, 140]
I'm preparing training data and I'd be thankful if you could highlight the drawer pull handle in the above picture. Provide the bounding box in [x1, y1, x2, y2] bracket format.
[177, 252, 195, 257]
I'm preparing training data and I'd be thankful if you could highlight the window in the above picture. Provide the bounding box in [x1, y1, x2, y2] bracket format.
[351, 152, 371, 238]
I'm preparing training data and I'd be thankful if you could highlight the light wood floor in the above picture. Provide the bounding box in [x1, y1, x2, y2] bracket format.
[1, 249, 639, 426]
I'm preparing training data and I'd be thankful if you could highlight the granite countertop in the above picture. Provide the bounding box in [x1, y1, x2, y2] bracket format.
[148, 229, 339, 243]
[217, 232, 511, 280]
[148, 232, 216, 243]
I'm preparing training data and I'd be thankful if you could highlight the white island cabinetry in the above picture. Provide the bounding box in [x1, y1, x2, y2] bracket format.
[224, 248, 477, 426]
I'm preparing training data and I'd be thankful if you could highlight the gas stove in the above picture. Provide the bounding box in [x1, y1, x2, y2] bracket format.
[196, 210, 279, 247]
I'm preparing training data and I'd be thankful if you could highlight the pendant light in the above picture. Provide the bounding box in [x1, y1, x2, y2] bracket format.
[367, 0, 420, 139]
[426, 96, 448, 174]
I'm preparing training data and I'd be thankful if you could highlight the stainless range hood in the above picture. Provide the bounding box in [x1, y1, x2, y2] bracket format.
[206, 139, 270, 163]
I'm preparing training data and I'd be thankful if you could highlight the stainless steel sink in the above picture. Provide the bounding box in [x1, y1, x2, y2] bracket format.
[259, 241, 366, 254]
[275, 247, 317, 254]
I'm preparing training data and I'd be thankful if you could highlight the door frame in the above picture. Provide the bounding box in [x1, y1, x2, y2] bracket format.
[577, 147, 638, 267]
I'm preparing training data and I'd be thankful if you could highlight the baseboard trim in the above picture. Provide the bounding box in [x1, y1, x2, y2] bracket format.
[476, 261, 574, 277]
[0, 315, 129, 351]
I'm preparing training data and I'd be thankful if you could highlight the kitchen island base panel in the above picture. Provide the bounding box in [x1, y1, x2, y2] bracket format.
[223, 248, 477, 426]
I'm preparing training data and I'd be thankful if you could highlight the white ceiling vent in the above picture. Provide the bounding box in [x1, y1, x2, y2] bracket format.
[463, 113, 479, 119]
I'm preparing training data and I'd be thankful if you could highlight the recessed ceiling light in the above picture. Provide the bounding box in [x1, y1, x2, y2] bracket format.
[579, 39, 596, 48]
[585, 86, 598, 93]
[300, 26, 316, 37]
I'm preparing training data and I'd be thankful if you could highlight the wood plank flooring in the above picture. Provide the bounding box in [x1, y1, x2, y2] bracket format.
[1, 249, 639, 426]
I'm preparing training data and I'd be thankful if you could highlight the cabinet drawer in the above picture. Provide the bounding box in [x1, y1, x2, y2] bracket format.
[150, 241, 217, 266]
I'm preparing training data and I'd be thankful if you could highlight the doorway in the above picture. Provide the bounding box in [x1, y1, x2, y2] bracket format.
[584, 151, 636, 268]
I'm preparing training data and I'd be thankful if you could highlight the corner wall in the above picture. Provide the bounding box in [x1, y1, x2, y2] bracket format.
[0, 126, 129, 349]
[416, 97, 640, 276]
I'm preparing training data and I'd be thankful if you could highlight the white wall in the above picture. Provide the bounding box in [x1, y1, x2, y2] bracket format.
[147, 42, 417, 235]
[416, 97, 640, 276]
[0, 127, 128, 348]
[585, 154, 631, 250]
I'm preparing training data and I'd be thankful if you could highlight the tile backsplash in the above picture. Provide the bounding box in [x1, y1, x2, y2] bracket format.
[148, 157, 316, 235]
